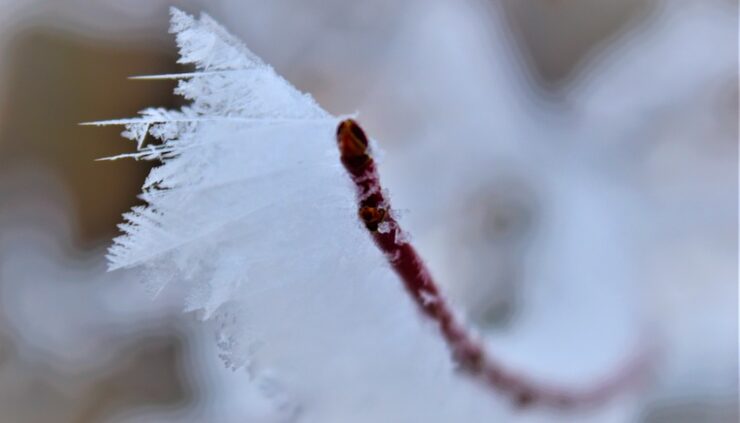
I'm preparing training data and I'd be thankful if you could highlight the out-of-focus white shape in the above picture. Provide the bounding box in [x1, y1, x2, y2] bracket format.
[356, 0, 735, 419]
[569, 2, 738, 411]
[0, 166, 174, 371]
[359, 0, 642, 383]
[568, 0, 736, 148]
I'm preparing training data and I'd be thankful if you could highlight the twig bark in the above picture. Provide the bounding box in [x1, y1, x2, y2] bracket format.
[336, 119, 650, 409]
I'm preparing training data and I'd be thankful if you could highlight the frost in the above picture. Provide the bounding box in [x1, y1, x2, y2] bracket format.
[93, 8, 512, 422]
[86, 4, 715, 420]
[376, 221, 392, 234]
[101, 7, 359, 360]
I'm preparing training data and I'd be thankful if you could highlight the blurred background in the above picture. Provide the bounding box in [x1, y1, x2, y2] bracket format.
[0, 0, 736, 421]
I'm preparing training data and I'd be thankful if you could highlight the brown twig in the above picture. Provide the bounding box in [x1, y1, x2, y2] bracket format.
[336, 119, 650, 409]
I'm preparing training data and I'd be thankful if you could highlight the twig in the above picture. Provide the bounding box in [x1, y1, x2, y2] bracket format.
[336, 119, 650, 409]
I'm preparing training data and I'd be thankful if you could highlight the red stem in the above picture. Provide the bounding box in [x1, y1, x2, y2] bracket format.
[336, 119, 650, 409]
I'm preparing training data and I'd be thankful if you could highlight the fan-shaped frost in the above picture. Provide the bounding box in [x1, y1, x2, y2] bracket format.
[88, 7, 656, 422]
[93, 8, 525, 422]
